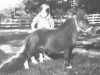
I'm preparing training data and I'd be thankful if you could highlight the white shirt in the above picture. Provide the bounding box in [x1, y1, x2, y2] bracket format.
[31, 14, 54, 31]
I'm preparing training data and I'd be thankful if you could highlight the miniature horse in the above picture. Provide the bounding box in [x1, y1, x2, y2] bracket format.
[21, 15, 82, 69]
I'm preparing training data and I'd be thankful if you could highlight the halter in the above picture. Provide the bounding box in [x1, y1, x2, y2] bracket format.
[73, 15, 85, 32]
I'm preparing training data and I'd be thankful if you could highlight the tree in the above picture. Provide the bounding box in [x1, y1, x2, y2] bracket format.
[0, 13, 5, 22]
[77, 0, 100, 14]
[23, 0, 100, 16]
[22, 0, 70, 15]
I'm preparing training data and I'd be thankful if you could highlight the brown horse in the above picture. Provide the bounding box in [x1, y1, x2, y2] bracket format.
[20, 13, 86, 69]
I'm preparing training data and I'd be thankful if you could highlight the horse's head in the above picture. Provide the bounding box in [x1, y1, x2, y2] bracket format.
[75, 9, 88, 26]
[74, 9, 95, 36]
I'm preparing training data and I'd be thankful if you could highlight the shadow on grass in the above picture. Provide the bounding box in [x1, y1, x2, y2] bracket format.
[0, 55, 26, 74]
[47, 52, 78, 60]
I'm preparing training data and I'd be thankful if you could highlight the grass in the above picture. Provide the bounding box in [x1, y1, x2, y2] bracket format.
[1, 54, 100, 75]
[0, 32, 100, 75]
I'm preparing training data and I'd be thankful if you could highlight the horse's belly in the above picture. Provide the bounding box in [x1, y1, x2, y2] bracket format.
[45, 36, 66, 53]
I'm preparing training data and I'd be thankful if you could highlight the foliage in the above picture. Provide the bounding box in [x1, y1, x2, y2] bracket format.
[23, 0, 70, 15]
[0, 13, 6, 22]
[78, 0, 100, 14]
[23, 0, 100, 15]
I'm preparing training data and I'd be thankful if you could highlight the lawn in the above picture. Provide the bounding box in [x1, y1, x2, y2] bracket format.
[0, 31, 100, 75]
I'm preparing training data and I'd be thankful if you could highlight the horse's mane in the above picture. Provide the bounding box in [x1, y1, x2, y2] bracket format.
[57, 18, 74, 30]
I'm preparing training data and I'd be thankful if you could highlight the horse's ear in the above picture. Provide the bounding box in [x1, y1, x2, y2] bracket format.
[76, 9, 86, 20]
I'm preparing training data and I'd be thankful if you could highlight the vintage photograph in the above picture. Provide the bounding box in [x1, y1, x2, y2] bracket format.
[0, 0, 100, 75]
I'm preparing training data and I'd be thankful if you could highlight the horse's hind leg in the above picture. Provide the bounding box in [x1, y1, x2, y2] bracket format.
[24, 60, 29, 69]
[24, 50, 38, 69]
[30, 50, 39, 64]
[24, 55, 31, 69]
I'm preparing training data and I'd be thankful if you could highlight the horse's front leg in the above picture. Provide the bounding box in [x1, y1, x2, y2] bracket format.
[64, 46, 73, 69]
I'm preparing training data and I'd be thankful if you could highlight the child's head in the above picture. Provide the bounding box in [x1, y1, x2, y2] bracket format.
[38, 4, 50, 17]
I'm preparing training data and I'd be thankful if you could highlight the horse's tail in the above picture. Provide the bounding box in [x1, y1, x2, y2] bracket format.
[0, 39, 27, 73]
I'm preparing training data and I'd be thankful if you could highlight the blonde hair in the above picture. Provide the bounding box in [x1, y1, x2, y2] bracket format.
[37, 4, 50, 17]
[38, 4, 50, 13]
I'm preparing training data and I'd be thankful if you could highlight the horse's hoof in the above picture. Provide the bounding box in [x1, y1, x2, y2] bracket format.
[24, 61, 29, 69]
[66, 65, 72, 69]
[24, 67, 29, 70]
[39, 53, 44, 63]
[31, 56, 38, 64]
[64, 62, 72, 69]
[43, 53, 51, 60]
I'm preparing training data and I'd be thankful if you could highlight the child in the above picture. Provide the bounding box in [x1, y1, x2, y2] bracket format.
[31, 4, 55, 32]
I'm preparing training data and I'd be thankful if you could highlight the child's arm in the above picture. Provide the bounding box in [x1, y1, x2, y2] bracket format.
[49, 18, 55, 29]
[31, 17, 38, 30]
